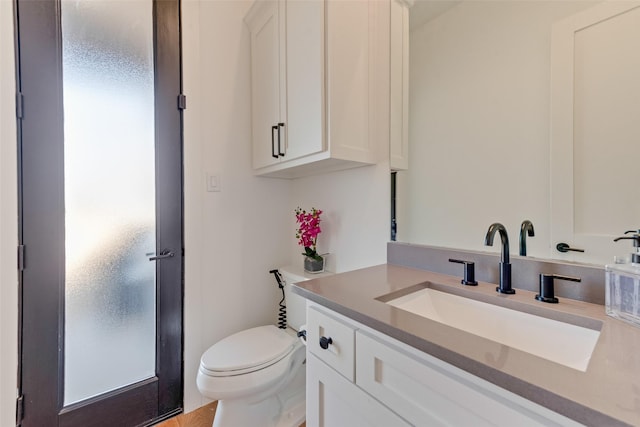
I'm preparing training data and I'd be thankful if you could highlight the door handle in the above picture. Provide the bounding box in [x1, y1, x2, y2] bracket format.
[277, 122, 285, 156]
[149, 250, 175, 261]
[556, 243, 585, 253]
[271, 125, 278, 159]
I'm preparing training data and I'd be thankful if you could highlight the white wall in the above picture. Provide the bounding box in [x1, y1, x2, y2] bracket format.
[290, 164, 390, 273]
[0, 0, 18, 424]
[182, 0, 293, 411]
[399, 1, 596, 258]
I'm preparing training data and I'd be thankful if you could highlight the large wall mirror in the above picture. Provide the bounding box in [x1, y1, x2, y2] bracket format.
[396, 0, 640, 266]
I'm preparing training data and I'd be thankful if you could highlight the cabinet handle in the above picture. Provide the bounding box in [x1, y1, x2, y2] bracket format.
[277, 122, 285, 157]
[319, 336, 333, 350]
[271, 125, 278, 159]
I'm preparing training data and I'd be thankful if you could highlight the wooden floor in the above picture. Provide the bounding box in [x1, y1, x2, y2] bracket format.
[156, 402, 217, 427]
[156, 402, 305, 427]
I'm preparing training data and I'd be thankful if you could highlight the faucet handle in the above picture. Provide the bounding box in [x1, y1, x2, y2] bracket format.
[542, 273, 581, 283]
[536, 273, 581, 304]
[449, 259, 478, 286]
[614, 235, 640, 247]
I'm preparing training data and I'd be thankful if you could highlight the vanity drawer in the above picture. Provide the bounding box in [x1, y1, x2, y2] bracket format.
[355, 330, 583, 427]
[307, 305, 356, 381]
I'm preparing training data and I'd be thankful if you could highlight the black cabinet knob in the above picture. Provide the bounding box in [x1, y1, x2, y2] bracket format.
[319, 336, 333, 350]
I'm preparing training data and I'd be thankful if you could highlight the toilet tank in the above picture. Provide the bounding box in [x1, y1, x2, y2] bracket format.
[279, 266, 332, 330]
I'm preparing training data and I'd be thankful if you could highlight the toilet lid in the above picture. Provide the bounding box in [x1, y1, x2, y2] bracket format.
[201, 325, 295, 373]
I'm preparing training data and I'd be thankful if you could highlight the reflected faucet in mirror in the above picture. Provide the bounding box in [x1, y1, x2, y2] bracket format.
[613, 230, 640, 264]
[519, 220, 535, 256]
[484, 223, 515, 294]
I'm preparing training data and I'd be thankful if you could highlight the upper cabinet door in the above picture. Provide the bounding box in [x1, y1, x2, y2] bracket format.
[246, 1, 282, 169]
[246, 0, 324, 167]
[551, 2, 640, 264]
[284, 0, 325, 161]
[326, 0, 376, 162]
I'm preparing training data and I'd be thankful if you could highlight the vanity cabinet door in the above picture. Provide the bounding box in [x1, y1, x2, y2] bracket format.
[306, 354, 410, 427]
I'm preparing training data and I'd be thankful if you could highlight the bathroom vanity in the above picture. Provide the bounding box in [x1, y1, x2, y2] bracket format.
[292, 264, 640, 427]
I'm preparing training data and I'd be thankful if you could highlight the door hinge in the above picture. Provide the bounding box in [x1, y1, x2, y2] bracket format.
[16, 395, 24, 426]
[16, 93, 24, 119]
[17, 245, 25, 271]
[177, 94, 187, 110]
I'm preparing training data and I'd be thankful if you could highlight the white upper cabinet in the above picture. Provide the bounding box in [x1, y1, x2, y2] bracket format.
[390, 0, 411, 171]
[245, 0, 383, 179]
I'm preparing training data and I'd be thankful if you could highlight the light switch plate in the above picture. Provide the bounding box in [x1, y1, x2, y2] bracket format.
[206, 173, 221, 192]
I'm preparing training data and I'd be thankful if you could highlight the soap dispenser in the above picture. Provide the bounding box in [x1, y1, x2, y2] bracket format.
[613, 230, 640, 264]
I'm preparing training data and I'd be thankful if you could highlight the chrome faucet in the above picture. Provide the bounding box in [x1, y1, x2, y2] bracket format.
[484, 223, 515, 294]
[519, 220, 535, 256]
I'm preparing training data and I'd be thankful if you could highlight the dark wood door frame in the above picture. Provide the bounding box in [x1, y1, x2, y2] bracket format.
[15, 1, 184, 425]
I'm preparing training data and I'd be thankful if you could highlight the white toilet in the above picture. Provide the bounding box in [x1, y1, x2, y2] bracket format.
[196, 268, 309, 427]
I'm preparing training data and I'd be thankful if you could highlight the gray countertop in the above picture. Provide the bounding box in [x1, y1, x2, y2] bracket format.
[291, 264, 640, 427]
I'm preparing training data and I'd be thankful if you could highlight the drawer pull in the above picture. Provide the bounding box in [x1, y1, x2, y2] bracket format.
[319, 336, 333, 350]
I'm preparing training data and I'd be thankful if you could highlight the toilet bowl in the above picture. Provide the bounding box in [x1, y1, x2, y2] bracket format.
[196, 268, 311, 427]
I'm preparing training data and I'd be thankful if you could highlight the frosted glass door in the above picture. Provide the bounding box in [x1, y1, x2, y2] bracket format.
[61, 0, 156, 405]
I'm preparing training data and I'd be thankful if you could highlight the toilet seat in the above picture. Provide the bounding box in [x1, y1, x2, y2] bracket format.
[200, 325, 295, 377]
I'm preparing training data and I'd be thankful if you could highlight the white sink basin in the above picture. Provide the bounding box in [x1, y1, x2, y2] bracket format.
[384, 287, 601, 371]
